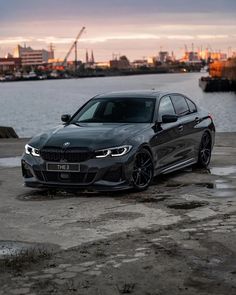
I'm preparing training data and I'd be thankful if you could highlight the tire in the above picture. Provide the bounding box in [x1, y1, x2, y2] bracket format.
[196, 132, 212, 168]
[132, 148, 154, 191]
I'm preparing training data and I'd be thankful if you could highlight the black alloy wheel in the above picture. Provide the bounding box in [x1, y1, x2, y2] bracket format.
[197, 132, 212, 168]
[132, 148, 154, 191]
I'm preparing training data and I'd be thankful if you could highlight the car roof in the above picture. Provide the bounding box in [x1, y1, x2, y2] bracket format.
[94, 90, 170, 100]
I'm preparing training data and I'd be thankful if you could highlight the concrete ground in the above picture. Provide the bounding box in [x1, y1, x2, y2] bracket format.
[0, 133, 236, 295]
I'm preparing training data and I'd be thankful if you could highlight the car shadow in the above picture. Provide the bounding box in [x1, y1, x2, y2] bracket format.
[17, 167, 212, 202]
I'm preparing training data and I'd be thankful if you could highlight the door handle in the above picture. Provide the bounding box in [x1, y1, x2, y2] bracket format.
[178, 125, 184, 132]
[195, 117, 200, 124]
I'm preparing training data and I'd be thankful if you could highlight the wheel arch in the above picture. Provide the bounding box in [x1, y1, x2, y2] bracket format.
[139, 143, 153, 158]
[201, 129, 213, 149]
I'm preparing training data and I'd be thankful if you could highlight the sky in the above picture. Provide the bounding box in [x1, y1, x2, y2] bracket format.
[0, 0, 236, 61]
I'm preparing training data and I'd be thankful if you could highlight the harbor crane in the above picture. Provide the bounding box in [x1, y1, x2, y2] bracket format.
[62, 26, 86, 71]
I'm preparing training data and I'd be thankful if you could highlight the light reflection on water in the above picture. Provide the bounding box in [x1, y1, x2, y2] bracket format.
[0, 157, 21, 167]
[0, 72, 235, 137]
[210, 166, 236, 176]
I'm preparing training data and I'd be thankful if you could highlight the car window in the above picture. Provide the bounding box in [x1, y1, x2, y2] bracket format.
[72, 97, 156, 123]
[171, 95, 189, 116]
[78, 101, 100, 122]
[158, 96, 175, 120]
[186, 98, 197, 113]
[104, 102, 115, 116]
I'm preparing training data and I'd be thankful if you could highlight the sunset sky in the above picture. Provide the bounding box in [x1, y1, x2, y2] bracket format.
[1, 0, 236, 61]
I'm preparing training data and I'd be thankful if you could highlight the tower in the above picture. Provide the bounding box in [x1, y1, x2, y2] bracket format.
[85, 49, 89, 63]
[49, 43, 55, 59]
[91, 50, 94, 64]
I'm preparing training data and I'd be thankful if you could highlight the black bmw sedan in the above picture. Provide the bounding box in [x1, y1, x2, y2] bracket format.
[22, 91, 215, 191]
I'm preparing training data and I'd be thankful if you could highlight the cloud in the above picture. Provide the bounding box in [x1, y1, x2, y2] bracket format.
[0, 33, 233, 47]
[81, 34, 161, 43]
[0, 37, 33, 44]
[0, 34, 161, 46]
[167, 35, 194, 40]
[197, 34, 229, 39]
[36, 37, 75, 44]
[1, 0, 236, 23]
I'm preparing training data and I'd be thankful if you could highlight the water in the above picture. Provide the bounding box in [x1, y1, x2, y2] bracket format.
[0, 72, 236, 137]
[0, 157, 21, 167]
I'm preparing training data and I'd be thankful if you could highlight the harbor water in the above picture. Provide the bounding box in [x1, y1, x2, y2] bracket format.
[0, 72, 236, 137]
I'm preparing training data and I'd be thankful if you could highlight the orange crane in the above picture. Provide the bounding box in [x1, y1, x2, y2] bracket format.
[62, 26, 86, 71]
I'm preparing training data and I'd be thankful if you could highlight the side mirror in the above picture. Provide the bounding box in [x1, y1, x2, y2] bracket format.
[162, 114, 178, 123]
[61, 114, 71, 123]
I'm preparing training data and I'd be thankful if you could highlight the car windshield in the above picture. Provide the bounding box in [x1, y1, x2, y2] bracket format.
[72, 97, 156, 123]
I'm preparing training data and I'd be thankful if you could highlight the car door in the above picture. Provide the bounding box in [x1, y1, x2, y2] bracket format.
[182, 95, 204, 158]
[170, 94, 196, 162]
[151, 95, 185, 170]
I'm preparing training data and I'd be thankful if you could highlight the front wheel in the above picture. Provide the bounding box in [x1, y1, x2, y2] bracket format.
[132, 148, 154, 191]
[196, 132, 212, 168]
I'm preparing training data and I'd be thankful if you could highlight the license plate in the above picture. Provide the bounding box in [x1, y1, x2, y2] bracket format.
[46, 163, 80, 172]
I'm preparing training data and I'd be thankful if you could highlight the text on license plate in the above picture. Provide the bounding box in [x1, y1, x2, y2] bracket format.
[46, 163, 80, 172]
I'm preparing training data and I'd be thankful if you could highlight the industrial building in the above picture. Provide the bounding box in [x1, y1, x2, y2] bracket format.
[0, 55, 21, 73]
[13, 44, 54, 66]
[109, 56, 130, 70]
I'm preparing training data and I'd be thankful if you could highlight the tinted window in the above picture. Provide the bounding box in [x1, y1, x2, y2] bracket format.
[78, 101, 100, 122]
[186, 98, 197, 113]
[158, 96, 175, 120]
[103, 102, 115, 116]
[171, 95, 189, 116]
[72, 97, 156, 123]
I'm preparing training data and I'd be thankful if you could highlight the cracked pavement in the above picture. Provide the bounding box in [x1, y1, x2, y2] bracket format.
[0, 133, 236, 294]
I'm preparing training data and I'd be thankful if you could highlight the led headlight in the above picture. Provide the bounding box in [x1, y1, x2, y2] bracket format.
[25, 144, 40, 157]
[95, 145, 132, 158]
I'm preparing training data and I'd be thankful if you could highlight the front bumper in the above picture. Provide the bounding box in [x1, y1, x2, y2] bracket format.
[21, 152, 135, 191]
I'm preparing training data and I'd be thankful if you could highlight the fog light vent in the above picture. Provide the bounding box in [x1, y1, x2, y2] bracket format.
[102, 167, 123, 182]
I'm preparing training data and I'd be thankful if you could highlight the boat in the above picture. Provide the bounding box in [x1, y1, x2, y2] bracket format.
[199, 76, 231, 92]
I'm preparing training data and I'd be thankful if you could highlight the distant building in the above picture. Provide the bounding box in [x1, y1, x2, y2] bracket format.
[13, 44, 54, 66]
[0, 57, 21, 73]
[85, 49, 95, 68]
[91, 50, 95, 64]
[198, 49, 226, 61]
[94, 61, 110, 69]
[109, 56, 130, 70]
[159, 51, 170, 63]
[132, 59, 149, 68]
[181, 51, 201, 63]
[147, 57, 156, 67]
[209, 52, 227, 61]
[47, 58, 64, 71]
[85, 50, 89, 63]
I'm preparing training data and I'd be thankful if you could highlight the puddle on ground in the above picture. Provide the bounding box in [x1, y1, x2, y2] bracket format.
[165, 178, 236, 191]
[212, 151, 231, 156]
[212, 190, 236, 198]
[17, 189, 112, 201]
[165, 181, 215, 190]
[0, 156, 21, 167]
[139, 195, 170, 203]
[0, 241, 37, 258]
[98, 211, 144, 220]
[0, 240, 59, 260]
[17, 190, 79, 201]
[165, 182, 184, 188]
[194, 183, 215, 189]
[215, 180, 236, 189]
[210, 166, 236, 176]
[167, 201, 208, 210]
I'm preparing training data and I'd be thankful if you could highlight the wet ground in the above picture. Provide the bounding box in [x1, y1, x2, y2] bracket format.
[0, 133, 236, 294]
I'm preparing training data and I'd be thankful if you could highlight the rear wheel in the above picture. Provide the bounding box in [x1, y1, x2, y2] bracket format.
[197, 132, 212, 168]
[132, 148, 154, 191]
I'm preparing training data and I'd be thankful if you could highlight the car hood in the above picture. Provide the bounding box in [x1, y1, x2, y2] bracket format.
[29, 123, 150, 150]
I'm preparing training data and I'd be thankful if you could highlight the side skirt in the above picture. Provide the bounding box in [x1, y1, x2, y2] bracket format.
[157, 158, 197, 175]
